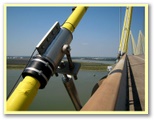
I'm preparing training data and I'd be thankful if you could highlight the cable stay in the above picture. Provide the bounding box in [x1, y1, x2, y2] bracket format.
[136, 30, 145, 55]
[129, 30, 137, 55]
[128, 30, 145, 55]
[117, 7, 133, 60]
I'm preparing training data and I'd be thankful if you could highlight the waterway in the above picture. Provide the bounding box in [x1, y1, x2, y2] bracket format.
[7, 59, 115, 111]
[7, 69, 109, 111]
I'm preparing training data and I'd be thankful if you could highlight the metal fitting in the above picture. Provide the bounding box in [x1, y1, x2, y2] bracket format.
[22, 22, 73, 89]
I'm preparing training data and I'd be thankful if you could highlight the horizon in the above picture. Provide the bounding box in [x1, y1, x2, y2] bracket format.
[7, 55, 117, 58]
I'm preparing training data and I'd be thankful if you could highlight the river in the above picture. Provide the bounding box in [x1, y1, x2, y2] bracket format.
[7, 69, 108, 111]
[7, 59, 115, 111]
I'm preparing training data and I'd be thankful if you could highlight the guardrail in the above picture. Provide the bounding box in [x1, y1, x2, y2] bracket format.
[81, 54, 129, 111]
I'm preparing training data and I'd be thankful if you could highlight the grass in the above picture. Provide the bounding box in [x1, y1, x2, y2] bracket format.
[7, 65, 26, 69]
[80, 62, 111, 71]
[7, 62, 111, 71]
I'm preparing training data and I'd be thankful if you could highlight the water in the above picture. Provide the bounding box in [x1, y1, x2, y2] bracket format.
[7, 69, 108, 111]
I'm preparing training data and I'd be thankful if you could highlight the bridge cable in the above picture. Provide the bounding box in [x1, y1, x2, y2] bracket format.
[7, 48, 37, 100]
[119, 7, 122, 47]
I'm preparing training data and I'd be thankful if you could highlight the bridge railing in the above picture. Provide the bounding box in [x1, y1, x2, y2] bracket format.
[81, 54, 129, 111]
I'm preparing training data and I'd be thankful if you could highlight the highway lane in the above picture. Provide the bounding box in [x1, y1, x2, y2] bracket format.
[128, 54, 145, 111]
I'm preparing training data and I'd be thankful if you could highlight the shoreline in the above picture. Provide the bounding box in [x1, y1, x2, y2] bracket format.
[7, 62, 112, 71]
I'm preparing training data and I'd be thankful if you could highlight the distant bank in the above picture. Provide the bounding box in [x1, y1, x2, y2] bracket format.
[7, 56, 115, 71]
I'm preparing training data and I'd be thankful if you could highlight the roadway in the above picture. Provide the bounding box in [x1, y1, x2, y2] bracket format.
[128, 54, 145, 111]
[81, 54, 145, 111]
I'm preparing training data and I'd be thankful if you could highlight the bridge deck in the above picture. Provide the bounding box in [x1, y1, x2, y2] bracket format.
[81, 54, 145, 111]
[128, 55, 145, 111]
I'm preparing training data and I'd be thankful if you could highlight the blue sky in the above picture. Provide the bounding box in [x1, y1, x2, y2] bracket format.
[7, 6, 145, 57]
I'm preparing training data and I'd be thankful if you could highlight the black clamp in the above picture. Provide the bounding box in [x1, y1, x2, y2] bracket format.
[22, 55, 54, 89]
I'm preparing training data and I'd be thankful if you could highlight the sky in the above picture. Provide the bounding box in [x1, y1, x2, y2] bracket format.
[7, 6, 145, 57]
